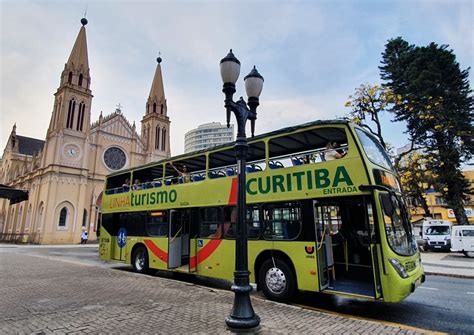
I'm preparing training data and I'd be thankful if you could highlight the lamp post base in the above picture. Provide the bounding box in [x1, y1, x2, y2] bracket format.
[225, 281, 260, 332]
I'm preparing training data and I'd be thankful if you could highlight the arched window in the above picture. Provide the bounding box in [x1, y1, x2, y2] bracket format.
[153, 103, 157, 114]
[58, 207, 68, 227]
[161, 128, 166, 151]
[146, 103, 150, 115]
[25, 204, 32, 230]
[161, 104, 164, 114]
[66, 99, 76, 129]
[68, 72, 73, 83]
[76, 102, 85, 131]
[155, 126, 160, 149]
[82, 209, 88, 227]
[78, 74, 83, 86]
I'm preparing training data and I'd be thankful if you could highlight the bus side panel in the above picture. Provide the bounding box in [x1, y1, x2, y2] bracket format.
[273, 241, 319, 292]
[128, 237, 169, 270]
[196, 239, 234, 280]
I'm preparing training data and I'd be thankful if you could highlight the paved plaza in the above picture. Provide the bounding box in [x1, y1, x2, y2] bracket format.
[0, 248, 432, 334]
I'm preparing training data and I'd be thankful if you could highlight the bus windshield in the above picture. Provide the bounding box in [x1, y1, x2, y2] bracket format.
[356, 129, 393, 170]
[380, 193, 415, 256]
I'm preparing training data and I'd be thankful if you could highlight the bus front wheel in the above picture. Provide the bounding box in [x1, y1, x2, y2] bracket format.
[259, 258, 296, 302]
[132, 246, 149, 274]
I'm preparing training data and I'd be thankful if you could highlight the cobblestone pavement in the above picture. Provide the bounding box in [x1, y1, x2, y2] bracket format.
[1, 252, 432, 334]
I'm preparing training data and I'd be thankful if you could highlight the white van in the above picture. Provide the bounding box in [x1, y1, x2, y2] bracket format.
[423, 219, 452, 251]
[451, 225, 474, 258]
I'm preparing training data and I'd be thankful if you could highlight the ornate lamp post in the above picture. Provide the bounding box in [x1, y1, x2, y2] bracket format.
[220, 49, 264, 331]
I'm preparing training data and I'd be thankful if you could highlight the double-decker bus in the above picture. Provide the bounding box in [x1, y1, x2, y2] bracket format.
[99, 119, 424, 303]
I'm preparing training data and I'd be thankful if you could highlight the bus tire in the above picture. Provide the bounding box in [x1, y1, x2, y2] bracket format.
[463, 251, 474, 258]
[259, 258, 296, 302]
[132, 246, 149, 274]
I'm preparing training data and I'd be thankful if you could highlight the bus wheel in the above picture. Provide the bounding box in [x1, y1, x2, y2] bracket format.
[132, 246, 149, 273]
[463, 251, 474, 258]
[259, 258, 296, 302]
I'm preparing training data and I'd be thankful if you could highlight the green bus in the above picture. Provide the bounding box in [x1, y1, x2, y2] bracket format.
[99, 119, 424, 303]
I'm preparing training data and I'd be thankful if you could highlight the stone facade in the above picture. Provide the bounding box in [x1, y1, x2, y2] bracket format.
[0, 19, 171, 244]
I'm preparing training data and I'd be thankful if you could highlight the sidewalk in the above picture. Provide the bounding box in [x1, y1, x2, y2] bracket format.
[0, 251, 433, 334]
[420, 251, 474, 278]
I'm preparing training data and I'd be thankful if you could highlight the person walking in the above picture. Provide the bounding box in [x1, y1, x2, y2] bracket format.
[81, 230, 88, 244]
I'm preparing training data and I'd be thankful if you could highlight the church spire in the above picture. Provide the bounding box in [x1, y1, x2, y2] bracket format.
[66, 18, 89, 72]
[59, 18, 91, 89]
[147, 56, 166, 115]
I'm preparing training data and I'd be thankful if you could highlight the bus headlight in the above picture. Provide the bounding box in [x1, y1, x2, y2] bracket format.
[389, 258, 408, 278]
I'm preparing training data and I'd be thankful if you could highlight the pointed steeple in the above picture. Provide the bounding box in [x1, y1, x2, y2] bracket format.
[141, 56, 171, 162]
[147, 56, 166, 114]
[67, 18, 89, 72]
[59, 18, 91, 89]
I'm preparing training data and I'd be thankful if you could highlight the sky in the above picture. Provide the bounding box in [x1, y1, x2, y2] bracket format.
[0, 0, 472, 157]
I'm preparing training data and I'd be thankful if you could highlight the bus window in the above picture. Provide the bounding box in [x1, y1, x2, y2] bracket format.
[132, 165, 163, 189]
[355, 128, 393, 170]
[199, 207, 222, 239]
[246, 205, 260, 239]
[106, 173, 131, 194]
[268, 127, 348, 168]
[209, 141, 266, 173]
[224, 205, 260, 239]
[223, 206, 236, 238]
[262, 202, 301, 240]
[147, 211, 168, 237]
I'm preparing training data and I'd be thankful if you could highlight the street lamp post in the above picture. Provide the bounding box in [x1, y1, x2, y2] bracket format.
[220, 49, 264, 331]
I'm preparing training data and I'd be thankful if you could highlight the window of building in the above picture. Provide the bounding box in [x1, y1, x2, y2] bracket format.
[161, 128, 166, 151]
[155, 126, 160, 150]
[58, 207, 68, 227]
[66, 99, 76, 129]
[78, 74, 83, 86]
[153, 103, 157, 113]
[82, 209, 88, 227]
[68, 72, 72, 83]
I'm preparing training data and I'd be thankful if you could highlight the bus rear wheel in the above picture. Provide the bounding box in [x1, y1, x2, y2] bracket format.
[259, 258, 296, 302]
[132, 246, 149, 274]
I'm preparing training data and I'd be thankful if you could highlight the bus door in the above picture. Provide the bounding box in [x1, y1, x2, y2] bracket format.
[313, 202, 333, 290]
[112, 213, 127, 262]
[168, 209, 191, 270]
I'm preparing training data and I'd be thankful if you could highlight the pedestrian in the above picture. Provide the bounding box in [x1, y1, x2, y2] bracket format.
[81, 230, 88, 244]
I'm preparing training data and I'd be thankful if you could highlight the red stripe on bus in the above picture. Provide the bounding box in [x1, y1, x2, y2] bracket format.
[144, 239, 168, 262]
[190, 239, 223, 268]
[228, 177, 238, 205]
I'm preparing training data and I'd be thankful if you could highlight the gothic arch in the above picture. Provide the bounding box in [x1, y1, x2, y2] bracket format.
[55, 201, 75, 230]
[36, 202, 44, 231]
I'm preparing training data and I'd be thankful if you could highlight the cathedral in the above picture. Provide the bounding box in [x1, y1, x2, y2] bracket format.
[0, 18, 171, 244]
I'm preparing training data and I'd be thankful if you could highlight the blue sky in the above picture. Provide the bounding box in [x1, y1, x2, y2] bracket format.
[1, 0, 472, 156]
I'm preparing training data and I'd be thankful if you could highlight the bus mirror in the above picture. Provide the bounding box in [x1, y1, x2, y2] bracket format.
[381, 194, 394, 216]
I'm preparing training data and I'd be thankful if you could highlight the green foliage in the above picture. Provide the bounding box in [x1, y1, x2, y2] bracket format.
[381, 37, 474, 224]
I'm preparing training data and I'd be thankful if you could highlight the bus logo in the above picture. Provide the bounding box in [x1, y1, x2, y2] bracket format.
[117, 228, 127, 248]
[305, 246, 315, 254]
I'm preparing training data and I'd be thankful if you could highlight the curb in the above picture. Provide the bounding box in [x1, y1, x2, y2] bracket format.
[424, 271, 474, 279]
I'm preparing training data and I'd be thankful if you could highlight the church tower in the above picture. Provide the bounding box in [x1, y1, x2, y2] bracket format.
[41, 17, 93, 168]
[141, 56, 171, 162]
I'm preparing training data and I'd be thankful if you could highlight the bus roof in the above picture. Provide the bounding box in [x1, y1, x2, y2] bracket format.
[108, 118, 352, 177]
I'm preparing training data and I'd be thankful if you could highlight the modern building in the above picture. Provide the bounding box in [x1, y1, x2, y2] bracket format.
[184, 122, 234, 153]
[0, 18, 172, 244]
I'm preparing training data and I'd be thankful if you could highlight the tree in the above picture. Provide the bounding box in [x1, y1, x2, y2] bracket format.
[345, 84, 395, 149]
[396, 151, 433, 217]
[380, 37, 474, 225]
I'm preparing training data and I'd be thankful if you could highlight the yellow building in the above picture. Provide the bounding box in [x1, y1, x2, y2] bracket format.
[0, 18, 172, 244]
[409, 170, 474, 225]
